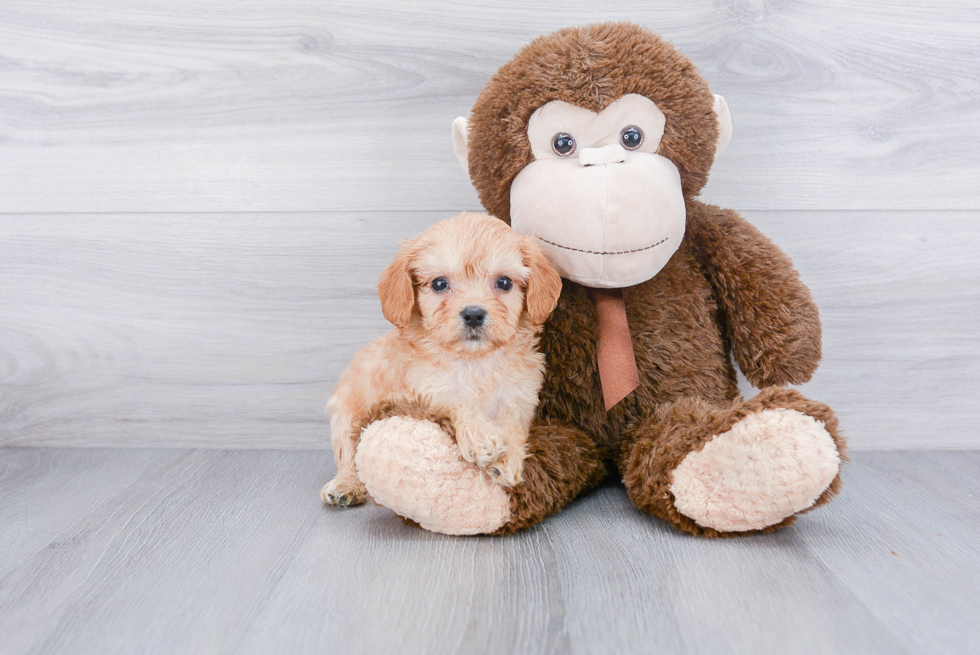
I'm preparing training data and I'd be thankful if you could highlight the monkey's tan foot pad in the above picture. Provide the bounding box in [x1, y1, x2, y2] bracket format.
[670, 408, 841, 532]
[355, 416, 511, 535]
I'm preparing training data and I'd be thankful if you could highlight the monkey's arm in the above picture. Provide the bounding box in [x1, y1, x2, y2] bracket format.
[687, 202, 822, 388]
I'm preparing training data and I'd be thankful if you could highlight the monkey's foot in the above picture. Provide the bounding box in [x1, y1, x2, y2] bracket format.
[670, 407, 841, 532]
[355, 416, 511, 535]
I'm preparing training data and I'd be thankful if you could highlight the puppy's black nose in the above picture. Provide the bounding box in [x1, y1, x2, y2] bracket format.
[460, 306, 487, 328]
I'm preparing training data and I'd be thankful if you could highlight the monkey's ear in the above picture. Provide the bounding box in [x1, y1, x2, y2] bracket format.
[452, 116, 469, 174]
[522, 237, 562, 325]
[378, 245, 416, 328]
[713, 94, 732, 156]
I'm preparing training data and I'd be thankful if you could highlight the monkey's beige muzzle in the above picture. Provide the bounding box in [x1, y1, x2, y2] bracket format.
[578, 143, 627, 167]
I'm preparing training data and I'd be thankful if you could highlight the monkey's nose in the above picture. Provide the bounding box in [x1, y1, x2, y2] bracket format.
[579, 143, 627, 167]
[460, 306, 487, 328]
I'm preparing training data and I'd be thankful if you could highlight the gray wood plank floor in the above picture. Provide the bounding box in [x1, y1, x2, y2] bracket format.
[1, 448, 977, 655]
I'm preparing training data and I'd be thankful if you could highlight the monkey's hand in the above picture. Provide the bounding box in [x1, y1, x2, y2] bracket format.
[690, 203, 822, 387]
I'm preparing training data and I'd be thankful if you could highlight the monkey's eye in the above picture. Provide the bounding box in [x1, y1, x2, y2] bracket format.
[620, 126, 643, 150]
[552, 133, 576, 156]
[496, 275, 513, 291]
[431, 277, 449, 292]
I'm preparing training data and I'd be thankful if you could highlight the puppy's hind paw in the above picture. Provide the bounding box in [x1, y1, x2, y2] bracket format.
[321, 472, 367, 507]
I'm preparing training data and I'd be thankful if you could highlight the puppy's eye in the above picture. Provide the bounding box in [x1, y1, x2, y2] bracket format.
[552, 133, 576, 156]
[496, 276, 513, 291]
[620, 126, 643, 150]
[431, 277, 449, 292]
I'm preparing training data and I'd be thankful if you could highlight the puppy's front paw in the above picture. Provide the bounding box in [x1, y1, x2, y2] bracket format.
[456, 424, 506, 470]
[321, 470, 368, 507]
[487, 447, 524, 488]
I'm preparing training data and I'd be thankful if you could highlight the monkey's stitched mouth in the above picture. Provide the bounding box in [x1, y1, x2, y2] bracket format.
[536, 236, 669, 256]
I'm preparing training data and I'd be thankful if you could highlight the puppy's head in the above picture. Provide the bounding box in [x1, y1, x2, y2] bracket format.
[378, 212, 562, 356]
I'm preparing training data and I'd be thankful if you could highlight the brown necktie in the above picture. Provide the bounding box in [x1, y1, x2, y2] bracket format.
[587, 288, 640, 411]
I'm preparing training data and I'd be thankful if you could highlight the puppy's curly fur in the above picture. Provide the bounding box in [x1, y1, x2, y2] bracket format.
[321, 212, 562, 507]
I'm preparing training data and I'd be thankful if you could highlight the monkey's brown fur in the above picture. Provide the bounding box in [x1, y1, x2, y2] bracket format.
[464, 23, 847, 536]
[468, 23, 719, 223]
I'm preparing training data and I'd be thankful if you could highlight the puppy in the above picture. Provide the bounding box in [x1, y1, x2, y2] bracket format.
[321, 212, 562, 507]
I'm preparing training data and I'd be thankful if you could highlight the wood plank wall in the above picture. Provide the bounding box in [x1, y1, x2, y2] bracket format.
[1, 1, 978, 449]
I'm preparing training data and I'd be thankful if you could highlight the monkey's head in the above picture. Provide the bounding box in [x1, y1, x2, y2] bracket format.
[452, 23, 732, 288]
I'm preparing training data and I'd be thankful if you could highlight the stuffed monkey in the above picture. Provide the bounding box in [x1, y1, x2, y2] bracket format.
[349, 22, 846, 536]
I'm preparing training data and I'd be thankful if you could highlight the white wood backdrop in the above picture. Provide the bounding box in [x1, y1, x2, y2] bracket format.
[1, 1, 978, 449]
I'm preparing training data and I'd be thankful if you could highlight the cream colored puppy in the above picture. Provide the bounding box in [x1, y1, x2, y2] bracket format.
[322, 212, 562, 507]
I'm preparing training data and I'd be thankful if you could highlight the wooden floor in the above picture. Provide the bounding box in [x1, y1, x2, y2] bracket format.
[1, 449, 977, 654]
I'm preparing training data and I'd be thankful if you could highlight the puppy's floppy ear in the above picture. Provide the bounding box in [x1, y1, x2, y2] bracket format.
[378, 242, 416, 328]
[521, 236, 562, 325]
